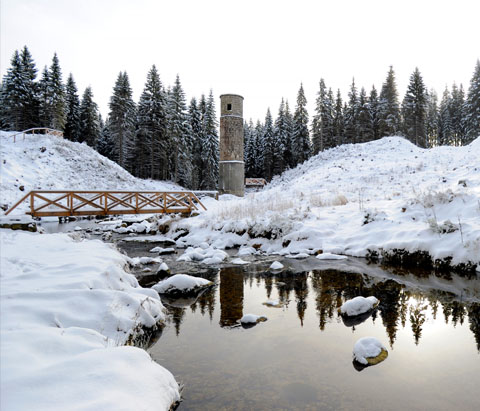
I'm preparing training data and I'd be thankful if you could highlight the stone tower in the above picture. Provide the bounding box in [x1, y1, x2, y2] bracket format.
[219, 94, 244, 197]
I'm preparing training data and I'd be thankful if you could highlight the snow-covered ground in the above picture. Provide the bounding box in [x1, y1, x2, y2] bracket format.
[173, 136, 480, 270]
[0, 230, 180, 410]
[0, 131, 181, 214]
[1, 131, 479, 410]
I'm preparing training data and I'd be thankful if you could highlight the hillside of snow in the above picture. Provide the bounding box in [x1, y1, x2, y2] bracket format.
[0, 131, 182, 214]
[173, 136, 480, 270]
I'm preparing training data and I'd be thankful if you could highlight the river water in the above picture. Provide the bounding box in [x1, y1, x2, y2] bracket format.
[148, 264, 479, 410]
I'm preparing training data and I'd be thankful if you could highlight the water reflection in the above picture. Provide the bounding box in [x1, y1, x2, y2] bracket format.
[160, 266, 480, 351]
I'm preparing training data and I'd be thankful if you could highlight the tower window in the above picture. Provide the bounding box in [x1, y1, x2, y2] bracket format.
[227, 103, 232, 111]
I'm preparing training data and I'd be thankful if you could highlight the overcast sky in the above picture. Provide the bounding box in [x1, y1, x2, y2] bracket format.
[1, 0, 479, 122]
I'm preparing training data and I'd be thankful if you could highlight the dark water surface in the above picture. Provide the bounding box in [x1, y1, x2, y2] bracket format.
[149, 264, 480, 411]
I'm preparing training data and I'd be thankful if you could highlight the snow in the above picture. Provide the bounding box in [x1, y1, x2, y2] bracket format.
[152, 274, 212, 294]
[340, 296, 379, 316]
[353, 337, 387, 365]
[231, 257, 249, 265]
[172, 136, 480, 269]
[177, 246, 228, 265]
[270, 261, 284, 270]
[316, 252, 348, 260]
[240, 314, 267, 324]
[0, 131, 181, 214]
[0, 230, 180, 410]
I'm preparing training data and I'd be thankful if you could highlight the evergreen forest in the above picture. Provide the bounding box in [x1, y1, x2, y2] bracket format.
[1, 46, 479, 188]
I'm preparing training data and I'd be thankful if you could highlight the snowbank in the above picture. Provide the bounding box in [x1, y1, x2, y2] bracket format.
[0, 131, 181, 214]
[0, 230, 180, 410]
[172, 137, 480, 270]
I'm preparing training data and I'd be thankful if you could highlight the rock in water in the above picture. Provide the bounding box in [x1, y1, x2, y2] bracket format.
[270, 261, 284, 270]
[340, 296, 379, 317]
[353, 337, 388, 366]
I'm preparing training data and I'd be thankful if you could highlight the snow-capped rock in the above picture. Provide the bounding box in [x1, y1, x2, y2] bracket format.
[340, 296, 379, 316]
[353, 337, 388, 366]
[152, 274, 213, 296]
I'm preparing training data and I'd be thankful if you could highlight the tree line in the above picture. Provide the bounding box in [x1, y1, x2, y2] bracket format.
[245, 62, 480, 179]
[1, 47, 479, 186]
[0, 46, 218, 190]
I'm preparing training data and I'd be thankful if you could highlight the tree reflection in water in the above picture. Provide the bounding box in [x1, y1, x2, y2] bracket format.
[160, 265, 480, 351]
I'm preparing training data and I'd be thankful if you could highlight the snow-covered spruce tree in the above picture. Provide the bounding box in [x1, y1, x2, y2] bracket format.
[344, 79, 359, 144]
[188, 97, 203, 189]
[283, 100, 295, 168]
[64, 73, 81, 142]
[19, 46, 39, 129]
[78, 86, 100, 147]
[378, 66, 401, 137]
[0, 50, 24, 130]
[109, 72, 136, 172]
[273, 99, 288, 175]
[262, 108, 275, 181]
[357, 87, 372, 142]
[368, 85, 380, 140]
[136, 65, 167, 179]
[244, 119, 257, 178]
[96, 116, 116, 161]
[425, 89, 439, 147]
[464, 60, 480, 144]
[401, 67, 427, 147]
[292, 83, 311, 165]
[37, 66, 51, 128]
[312, 79, 328, 154]
[450, 83, 465, 146]
[48, 53, 66, 130]
[200, 91, 219, 190]
[333, 89, 344, 146]
[167, 75, 193, 187]
[438, 87, 452, 146]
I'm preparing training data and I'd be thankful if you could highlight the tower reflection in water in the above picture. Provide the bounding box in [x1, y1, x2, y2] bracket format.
[219, 266, 244, 327]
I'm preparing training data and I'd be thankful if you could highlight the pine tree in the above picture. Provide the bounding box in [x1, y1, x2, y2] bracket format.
[378, 66, 401, 137]
[292, 84, 310, 165]
[189, 97, 203, 188]
[48, 53, 66, 130]
[262, 108, 275, 181]
[64, 73, 81, 141]
[37, 66, 51, 128]
[368, 86, 380, 140]
[333, 89, 344, 146]
[78, 86, 100, 147]
[357, 87, 372, 142]
[109, 72, 136, 171]
[96, 116, 116, 160]
[283, 101, 295, 168]
[312, 79, 328, 154]
[19, 46, 39, 129]
[167, 75, 193, 187]
[244, 119, 258, 178]
[450, 83, 465, 145]
[136, 65, 167, 179]
[464, 60, 480, 144]
[425, 89, 439, 147]
[401, 67, 427, 147]
[0, 50, 24, 130]
[200, 91, 219, 190]
[344, 79, 360, 144]
[273, 99, 288, 175]
[438, 87, 452, 145]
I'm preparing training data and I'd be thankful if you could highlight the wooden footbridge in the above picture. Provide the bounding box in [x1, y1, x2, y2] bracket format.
[5, 190, 210, 217]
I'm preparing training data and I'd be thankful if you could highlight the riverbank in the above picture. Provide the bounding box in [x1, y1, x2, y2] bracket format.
[0, 229, 180, 410]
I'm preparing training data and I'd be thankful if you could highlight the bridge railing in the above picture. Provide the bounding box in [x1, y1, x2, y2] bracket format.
[5, 190, 207, 217]
[9, 128, 64, 143]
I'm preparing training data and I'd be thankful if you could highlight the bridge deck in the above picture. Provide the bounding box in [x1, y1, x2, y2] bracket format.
[5, 190, 207, 217]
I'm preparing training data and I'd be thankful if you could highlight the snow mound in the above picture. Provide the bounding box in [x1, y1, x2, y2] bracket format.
[353, 337, 388, 366]
[231, 258, 249, 265]
[317, 253, 348, 260]
[270, 261, 284, 270]
[152, 274, 212, 295]
[0, 131, 181, 215]
[177, 246, 228, 265]
[0, 230, 180, 409]
[340, 296, 379, 316]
